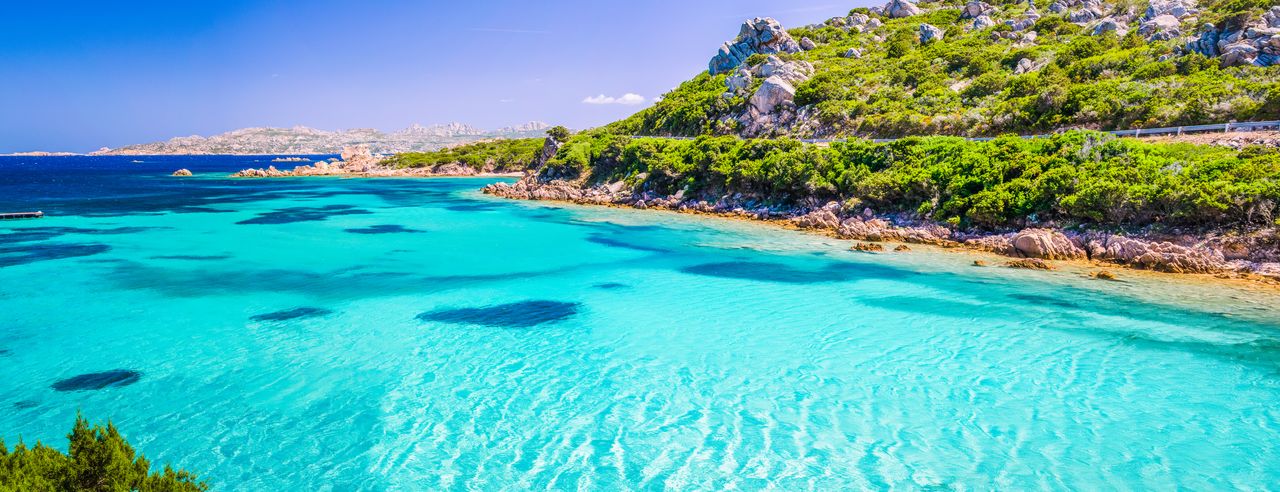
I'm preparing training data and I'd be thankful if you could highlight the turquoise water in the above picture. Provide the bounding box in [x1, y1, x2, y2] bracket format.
[3, 157, 1280, 489]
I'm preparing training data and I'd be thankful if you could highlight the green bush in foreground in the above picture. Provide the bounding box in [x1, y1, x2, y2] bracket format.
[543, 130, 1280, 232]
[384, 137, 543, 171]
[0, 415, 207, 492]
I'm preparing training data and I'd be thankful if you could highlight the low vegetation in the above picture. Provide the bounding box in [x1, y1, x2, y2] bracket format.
[384, 138, 543, 171]
[540, 130, 1280, 231]
[0, 415, 207, 491]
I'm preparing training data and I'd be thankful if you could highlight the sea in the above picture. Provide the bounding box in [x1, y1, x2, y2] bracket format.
[2, 155, 1279, 490]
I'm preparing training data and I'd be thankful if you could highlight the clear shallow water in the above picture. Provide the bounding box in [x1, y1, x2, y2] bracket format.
[2, 156, 1280, 490]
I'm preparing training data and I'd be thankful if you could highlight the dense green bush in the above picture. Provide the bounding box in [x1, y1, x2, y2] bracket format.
[384, 138, 543, 171]
[0, 415, 207, 491]
[543, 131, 1280, 231]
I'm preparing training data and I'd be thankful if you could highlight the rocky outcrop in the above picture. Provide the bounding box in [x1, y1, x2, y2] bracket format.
[726, 68, 753, 93]
[920, 23, 945, 42]
[972, 15, 998, 30]
[339, 145, 380, 172]
[1056, 0, 1108, 24]
[852, 243, 885, 252]
[1006, 10, 1041, 31]
[960, 1, 995, 19]
[1014, 57, 1044, 74]
[1084, 234, 1226, 274]
[171, 169, 192, 177]
[1012, 229, 1088, 260]
[1092, 18, 1128, 36]
[233, 146, 387, 177]
[734, 56, 815, 136]
[1146, 0, 1197, 20]
[1138, 14, 1182, 41]
[1184, 6, 1280, 67]
[750, 77, 798, 114]
[884, 0, 923, 18]
[800, 37, 818, 50]
[709, 17, 802, 75]
[964, 229, 1085, 260]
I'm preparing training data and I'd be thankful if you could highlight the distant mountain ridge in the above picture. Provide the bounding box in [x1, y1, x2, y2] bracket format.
[93, 122, 551, 155]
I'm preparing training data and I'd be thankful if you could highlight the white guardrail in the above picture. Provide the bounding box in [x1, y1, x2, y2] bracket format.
[629, 120, 1280, 144]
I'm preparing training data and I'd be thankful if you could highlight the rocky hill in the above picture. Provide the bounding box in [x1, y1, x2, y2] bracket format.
[94, 122, 550, 155]
[609, 0, 1280, 138]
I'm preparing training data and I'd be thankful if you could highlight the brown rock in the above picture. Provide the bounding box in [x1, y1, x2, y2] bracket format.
[1005, 258, 1055, 270]
[894, 244, 911, 252]
[171, 169, 192, 177]
[1091, 270, 1118, 280]
[1010, 229, 1086, 260]
[1085, 234, 1226, 274]
[852, 242, 885, 252]
[973, 260, 988, 267]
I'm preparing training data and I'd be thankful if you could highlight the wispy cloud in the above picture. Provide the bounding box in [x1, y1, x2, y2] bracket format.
[583, 93, 647, 105]
[498, 98, 516, 103]
[467, 27, 550, 34]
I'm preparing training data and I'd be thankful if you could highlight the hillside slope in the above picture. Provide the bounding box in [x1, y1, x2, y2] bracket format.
[609, 0, 1280, 138]
[96, 122, 550, 155]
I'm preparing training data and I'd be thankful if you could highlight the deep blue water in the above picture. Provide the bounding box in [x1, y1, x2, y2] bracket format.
[2, 156, 1280, 490]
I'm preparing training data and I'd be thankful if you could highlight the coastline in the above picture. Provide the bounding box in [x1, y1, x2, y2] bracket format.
[482, 175, 1280, 287]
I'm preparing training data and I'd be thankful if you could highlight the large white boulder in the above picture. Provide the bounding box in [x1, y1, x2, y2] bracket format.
[749, 76, 797, 115]
[885, 0, 923, 18]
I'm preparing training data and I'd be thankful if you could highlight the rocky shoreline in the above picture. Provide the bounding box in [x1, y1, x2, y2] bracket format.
[483, 174, 1280, 284]
[228, 145, 517, 178]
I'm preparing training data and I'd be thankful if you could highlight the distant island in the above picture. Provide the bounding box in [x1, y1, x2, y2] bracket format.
[90, 121, 550, 156]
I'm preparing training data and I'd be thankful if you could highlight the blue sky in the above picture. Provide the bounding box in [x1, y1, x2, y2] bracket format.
[0, 0, 876, 152]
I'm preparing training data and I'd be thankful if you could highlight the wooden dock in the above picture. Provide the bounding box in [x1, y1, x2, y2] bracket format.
[0, 211, 43, 220]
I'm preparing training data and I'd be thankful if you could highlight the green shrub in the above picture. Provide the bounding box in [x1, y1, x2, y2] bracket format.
[385, 138, 543, 172]
[549, 130, 1280, 231]
[0, 415, 207, 491]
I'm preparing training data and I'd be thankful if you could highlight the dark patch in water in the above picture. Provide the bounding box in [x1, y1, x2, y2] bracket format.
[417, 300, 581, 328]
[175, 206, 235, 214]
[0, 243, 111, 267]
[568, 220, 664, 232]
[12, 400, 38, 410]
[858, 295, 988, 318]
[344, 224, 426, 235]
[1008, 294, 1081, 309]
[587, 235, 671, 253]
[149, 254, 233, 261]
[237, 204, 372, 225]
[0, 348, 10, 357]
[443, 202, 503, 213]
[0, 226, 166, 245]
[593, 282, 630, 290]
[51, 370, 142, 392]
[102, 260, 565, 299]
[680, 261, 910, 284]
[251, 307, 335, 322]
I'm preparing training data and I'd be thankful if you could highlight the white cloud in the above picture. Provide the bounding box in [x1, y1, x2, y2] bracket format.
[582, 93, 647, 105]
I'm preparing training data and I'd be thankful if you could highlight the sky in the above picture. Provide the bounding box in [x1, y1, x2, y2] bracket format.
[0, 0, 885, 152]
[0, 0, 879, 153]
